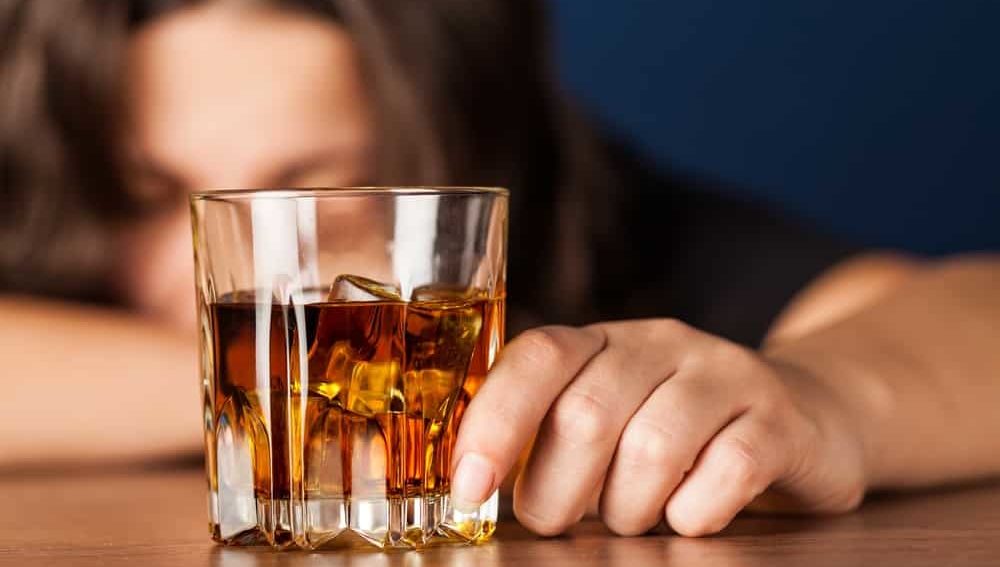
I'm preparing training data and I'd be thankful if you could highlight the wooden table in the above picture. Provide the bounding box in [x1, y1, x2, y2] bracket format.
[2, 467, 998, 566]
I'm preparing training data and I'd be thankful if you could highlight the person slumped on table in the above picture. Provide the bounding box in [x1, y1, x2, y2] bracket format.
[1, 0, 998, 538]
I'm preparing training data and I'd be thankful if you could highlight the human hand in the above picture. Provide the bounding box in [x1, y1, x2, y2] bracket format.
[450, 320, 867, 536]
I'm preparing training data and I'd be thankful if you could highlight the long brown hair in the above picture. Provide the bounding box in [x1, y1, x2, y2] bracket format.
[0, 0, 618, 323]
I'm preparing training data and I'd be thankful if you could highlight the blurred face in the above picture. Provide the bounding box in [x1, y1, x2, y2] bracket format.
[122, 3, 374, 327]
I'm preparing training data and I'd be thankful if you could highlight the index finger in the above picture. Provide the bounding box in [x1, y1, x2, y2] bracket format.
[449, 325, 606, 512]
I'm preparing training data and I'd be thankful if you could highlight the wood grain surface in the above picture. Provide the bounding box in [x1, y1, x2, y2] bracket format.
[1, 468, 998, 566]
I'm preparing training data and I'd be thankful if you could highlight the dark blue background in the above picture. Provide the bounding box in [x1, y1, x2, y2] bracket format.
[548, 0, 1000, 254]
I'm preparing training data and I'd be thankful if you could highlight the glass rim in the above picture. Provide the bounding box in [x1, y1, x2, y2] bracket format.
[190, 186, 509, 201]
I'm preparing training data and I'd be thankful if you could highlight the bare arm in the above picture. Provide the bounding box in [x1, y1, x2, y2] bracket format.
[766, 253, 1000, 489]
[0, 297, 201, 469]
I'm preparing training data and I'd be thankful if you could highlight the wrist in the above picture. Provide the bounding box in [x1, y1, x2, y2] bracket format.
[764, 349, 877, 500]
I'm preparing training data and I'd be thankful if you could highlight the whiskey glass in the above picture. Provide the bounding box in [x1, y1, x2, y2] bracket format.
[190, 187, 507, 549]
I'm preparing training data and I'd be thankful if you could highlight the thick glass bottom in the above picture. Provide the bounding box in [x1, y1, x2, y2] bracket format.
[209, 490, 497, 550]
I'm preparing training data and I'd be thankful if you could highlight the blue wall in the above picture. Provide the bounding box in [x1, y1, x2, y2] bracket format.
[549, 0, 1000, 254]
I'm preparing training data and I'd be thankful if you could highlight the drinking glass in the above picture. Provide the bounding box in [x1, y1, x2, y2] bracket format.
[190, 187, 507, 549]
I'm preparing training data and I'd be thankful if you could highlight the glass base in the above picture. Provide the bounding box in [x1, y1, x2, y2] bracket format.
[209, 490, 497, 550]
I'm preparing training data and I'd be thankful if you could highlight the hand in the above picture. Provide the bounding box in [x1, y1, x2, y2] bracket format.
[450, 320, 868, 536]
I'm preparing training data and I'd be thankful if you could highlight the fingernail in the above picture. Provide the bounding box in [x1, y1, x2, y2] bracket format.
[451, 452, 496, 514]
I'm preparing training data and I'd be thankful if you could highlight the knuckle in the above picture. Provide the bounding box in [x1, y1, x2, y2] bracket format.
[670, 374, 715, 409]
[709, 339, 760, 373]
[616, 419, 674, 469]
[549, 388, 616, 445]
[514, 326, 576, 367]
[717, 435, 764, 490]
[652, 318, 696, 341]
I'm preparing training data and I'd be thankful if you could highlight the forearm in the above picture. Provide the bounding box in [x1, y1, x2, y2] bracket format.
[765, 255, 1000, 490]
[0, 297, 202, 468]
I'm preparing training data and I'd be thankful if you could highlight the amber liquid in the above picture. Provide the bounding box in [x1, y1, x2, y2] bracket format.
[209, 287, 504, 545]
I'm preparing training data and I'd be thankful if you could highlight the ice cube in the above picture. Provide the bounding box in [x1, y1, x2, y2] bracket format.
[307, 275, 405, 399]
[345, 358, 403, 417]
[329, 275, 401, 302]
[310, 340, 405, 417]
[404, 369, 460, 419]
[404, 298, 483, 420]
[406, 301, 483, 369]
[411, 284, 483, 305]
[311, 342, 352, 400]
